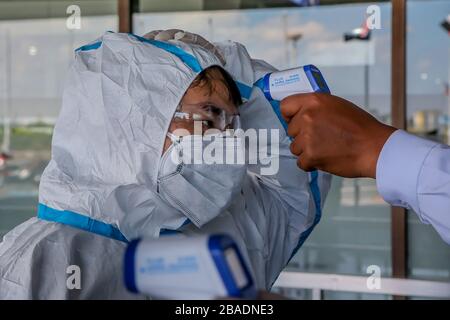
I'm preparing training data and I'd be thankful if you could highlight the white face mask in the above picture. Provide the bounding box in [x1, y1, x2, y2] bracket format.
[157, 132, 247, 227]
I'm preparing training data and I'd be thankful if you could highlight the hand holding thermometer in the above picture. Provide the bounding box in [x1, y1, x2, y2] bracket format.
[255, 64, 330, 132]
[124, 234, 257, 300]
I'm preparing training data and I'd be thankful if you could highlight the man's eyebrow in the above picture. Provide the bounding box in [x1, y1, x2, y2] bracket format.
[195, 97, 237, 111]
[211, 91, 239, 109]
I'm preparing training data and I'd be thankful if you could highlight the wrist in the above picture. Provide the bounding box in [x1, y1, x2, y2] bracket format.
[361, 123, 397, 178]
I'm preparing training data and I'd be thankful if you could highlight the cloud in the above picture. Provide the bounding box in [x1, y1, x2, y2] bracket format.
[286, 20, 333, 39]
[304, 40, 375, 66]
[135, 11, 339, 68]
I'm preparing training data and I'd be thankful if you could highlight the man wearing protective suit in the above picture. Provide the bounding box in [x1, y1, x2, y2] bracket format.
[0, 30, 331, 299]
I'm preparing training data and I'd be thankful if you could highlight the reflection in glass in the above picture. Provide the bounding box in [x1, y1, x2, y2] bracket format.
[0, 13, 118, 238]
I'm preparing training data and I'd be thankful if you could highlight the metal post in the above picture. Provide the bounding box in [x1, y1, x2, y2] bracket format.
[447, 46, 450, 144]
[208, 17, 214, 41]
[365, 46, 370, 111]
[2, 29, 11, 155]
[118, 0, 132, 33]
[391, 0, 408, 299]
[282, 13, 290, 68]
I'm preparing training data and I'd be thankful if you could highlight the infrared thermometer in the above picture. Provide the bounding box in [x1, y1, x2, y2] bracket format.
[124, 234, 257, 300]
[261, 64, 330, 101]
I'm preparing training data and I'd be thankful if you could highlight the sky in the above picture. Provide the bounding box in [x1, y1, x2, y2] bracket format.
[0, 0, 448, 122]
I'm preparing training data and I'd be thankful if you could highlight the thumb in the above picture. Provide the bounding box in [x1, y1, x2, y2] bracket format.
[280, 94, 306, 122]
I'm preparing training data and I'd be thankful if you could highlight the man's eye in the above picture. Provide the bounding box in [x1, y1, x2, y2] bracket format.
[203, 105, 221, 115]
[201, 120, 214, 128]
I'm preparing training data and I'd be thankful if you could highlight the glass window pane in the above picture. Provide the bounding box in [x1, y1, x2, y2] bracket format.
[406, 0, 450, 283]
[136, 0, 390, 13]
[0, 1, 118, 238]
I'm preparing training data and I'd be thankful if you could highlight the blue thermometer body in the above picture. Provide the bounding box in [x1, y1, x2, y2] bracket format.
[262, 64, 330, 101]
[124, 234, 257, 300]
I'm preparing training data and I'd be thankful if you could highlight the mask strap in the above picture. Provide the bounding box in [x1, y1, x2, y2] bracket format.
[167, 131, 182, 144]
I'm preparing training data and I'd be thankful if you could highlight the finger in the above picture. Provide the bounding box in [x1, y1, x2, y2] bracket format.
[142, 30, 162, 40]
[289, 137, 303, 156]
[297, 155, 315, 172]
[176, 31, 201, 44]
[178, 32, 210, 47]
[177, 32, 226, 65]
[155, 29, 180, 41]
[280, 94, 307, 121]
[163, 29, 183, 40]
[166, 29, 184, 35]
[281, 112, 290, 123]
[286, 107, 307, 138]
[154, 31, 171, 41]
[177, 32, 214, 52]
[211, 48, 226, 65]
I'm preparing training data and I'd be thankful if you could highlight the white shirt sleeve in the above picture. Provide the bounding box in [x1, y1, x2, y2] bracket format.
[376, 129, 450, 244]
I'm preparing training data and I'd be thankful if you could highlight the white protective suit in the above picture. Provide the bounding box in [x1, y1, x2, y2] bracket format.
[0, 32, 331, 299]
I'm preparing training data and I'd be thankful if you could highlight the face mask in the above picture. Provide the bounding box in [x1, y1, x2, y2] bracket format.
[157, 131, 247, 227]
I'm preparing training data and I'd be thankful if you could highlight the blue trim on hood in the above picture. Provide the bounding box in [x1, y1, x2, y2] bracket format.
[37, 203, 128, 243]
[288, 170, 322, 261]
[75, 41, 102, 52]
[74, 33, 254, 103]
[128, 33, 203, 73]
[235, 81, 253, 100]
[74, 33, 203, 73]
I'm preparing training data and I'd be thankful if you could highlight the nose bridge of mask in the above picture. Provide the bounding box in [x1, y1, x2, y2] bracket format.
[166, 131, 182, 144]
[173, 103, 240, 131]
[167, 132, 245, 165]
